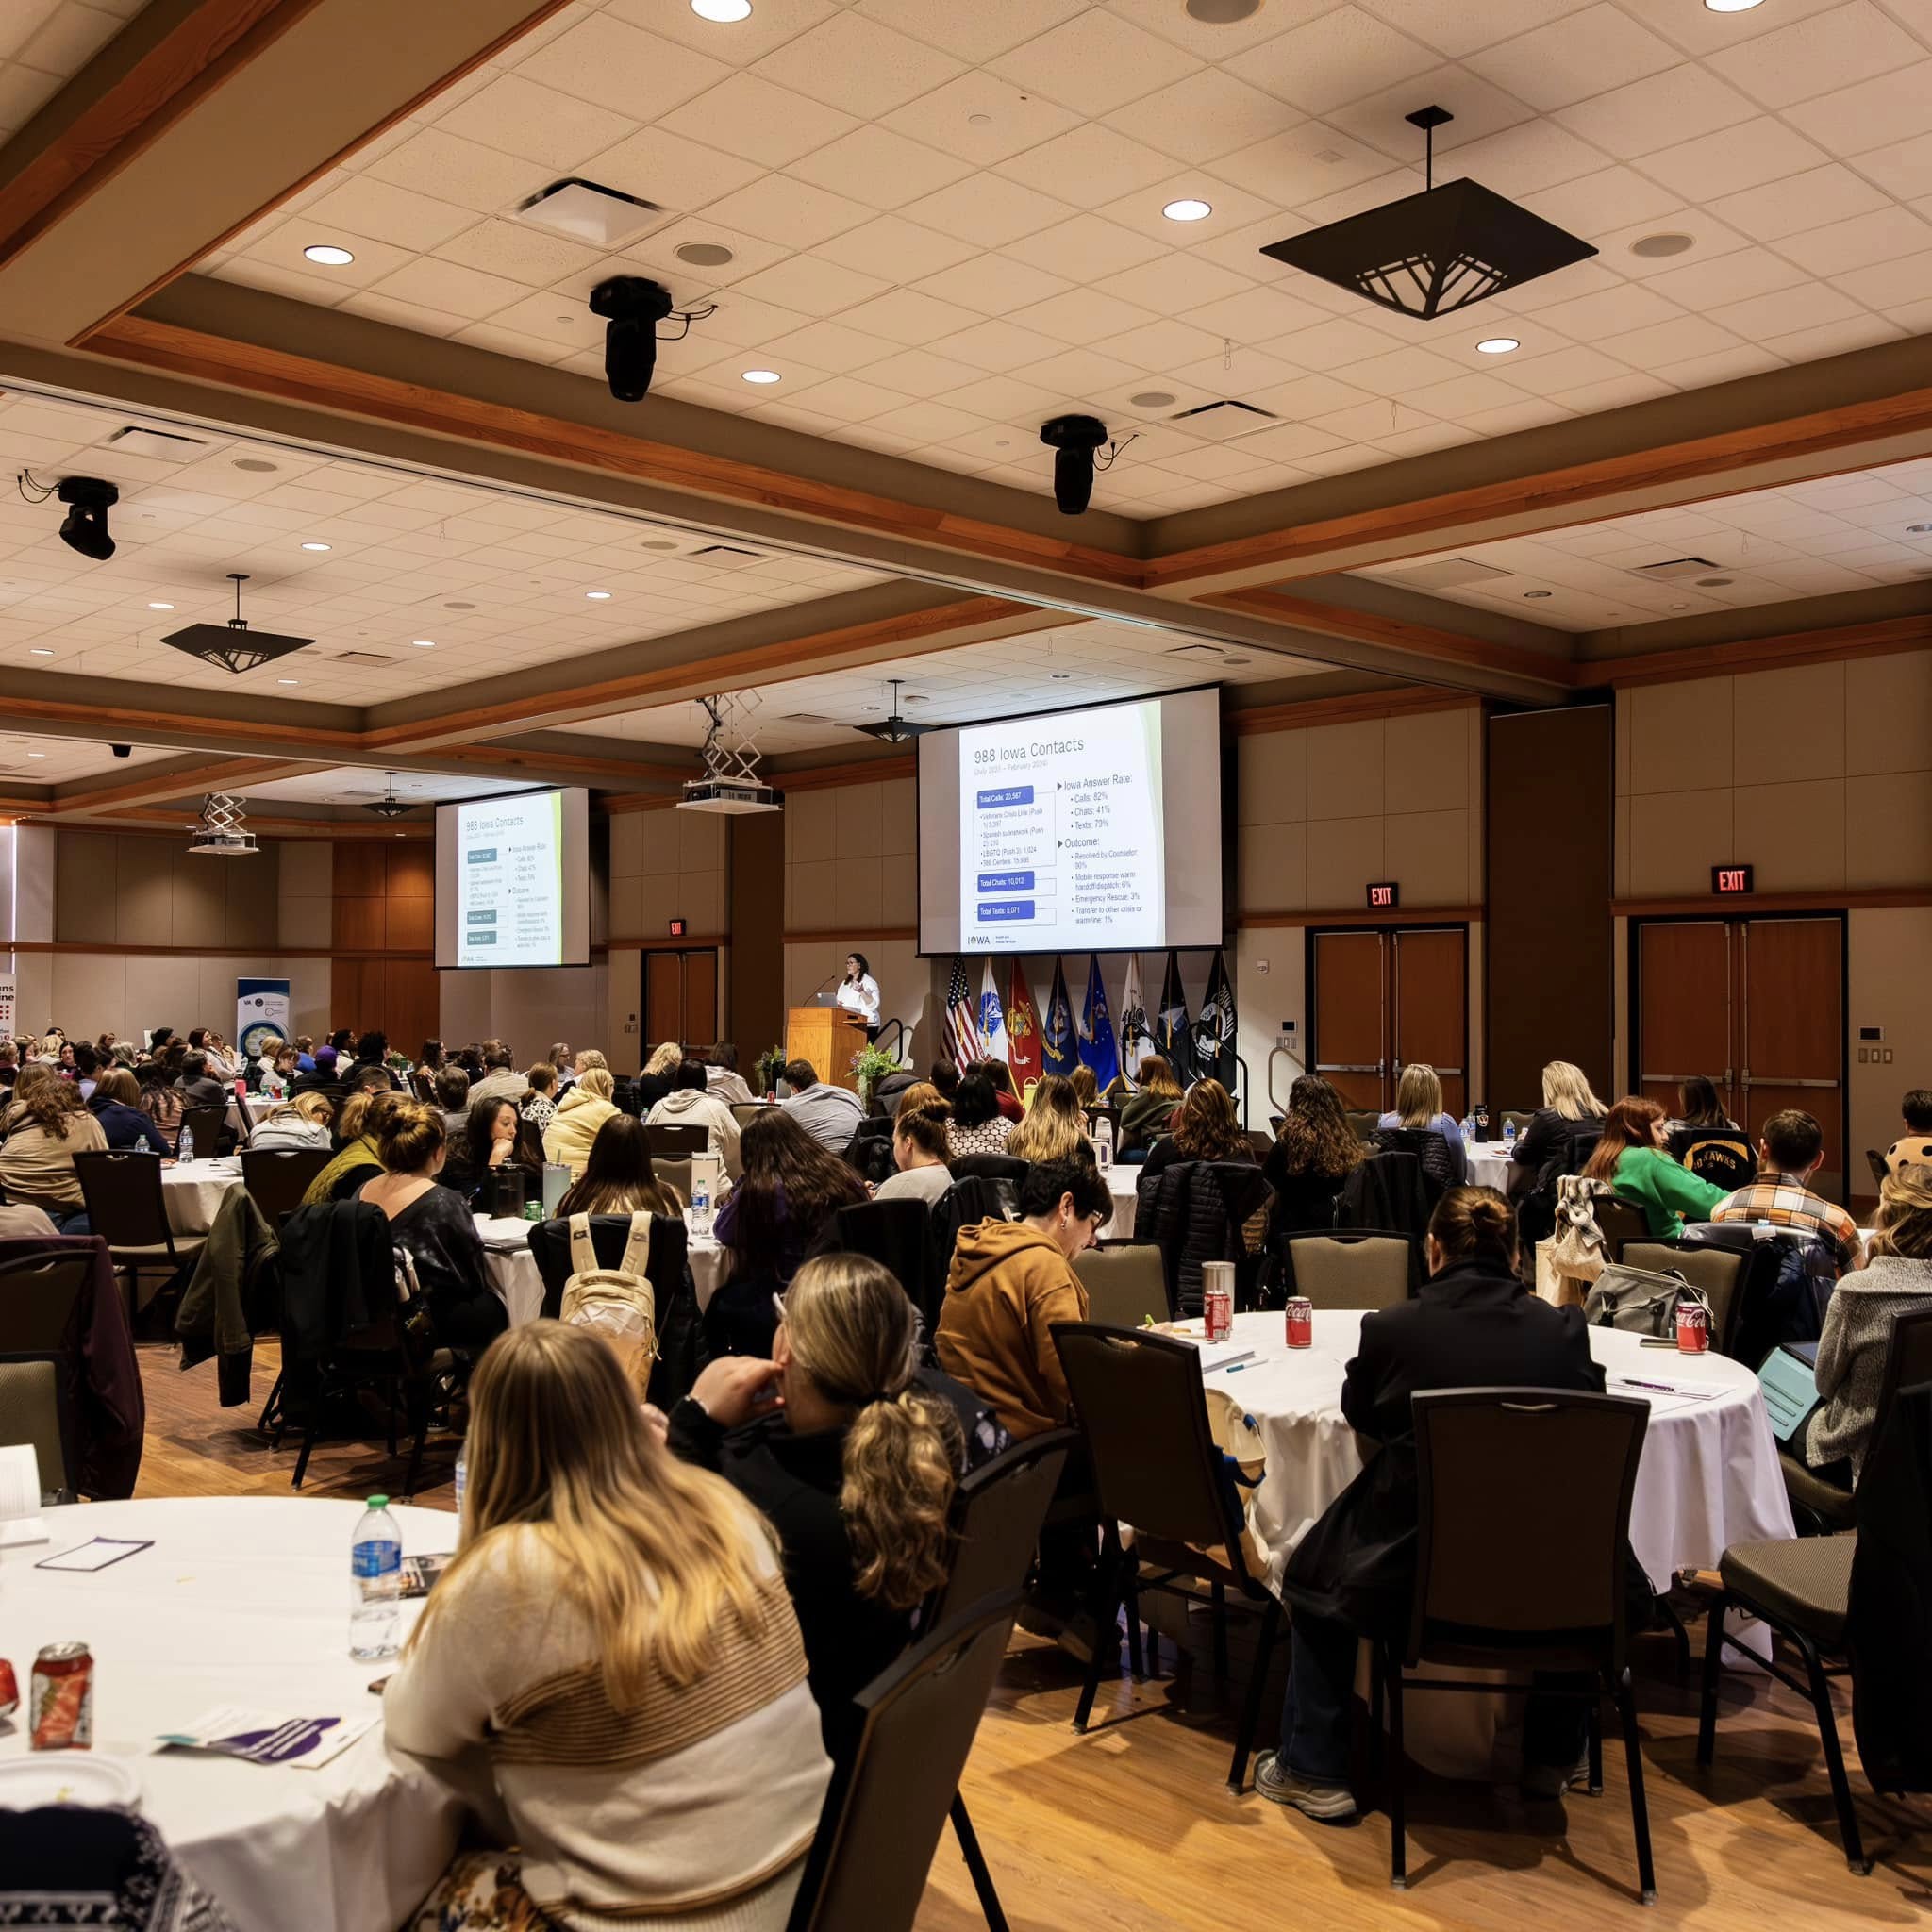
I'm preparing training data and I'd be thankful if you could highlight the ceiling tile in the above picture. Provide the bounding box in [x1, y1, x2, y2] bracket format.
[702, 174, 874, 248]
[1779, 205, 1932, 276]
[1095, 173, 1279, 247]
[877, 73, 1081, 164]
[928, 317, 1073, 375]
[1854, 130, 1932, 204]
[1707, 161, 1894, 242]
[1833, 246, 1932, 311]
[1241, 7, 1439, 116]
[658, 73, 858, 169]
[834, 286, 977, 346]
[782, 374, 909, 423]
[626, 218, 792, 287]
[1503, 343, 1637, 395]
[235, 221, 416, 291]
[817, 215, 978, 284]
[1352, 0, 1598, 59]
[1465, 2, 1677, 113]
[995, 124, 1176, 210]
[989, 11, 1197, 118]
[1327, 64, 1539, 164]
[1553, 62, 1759, 160]
[1107, 0, 1341, 60]
[1215, 122, 1391, 207]
[1706, 1, 1924, 109]
[898, 174, 1074, 247]
[515, 14, 729, 122]
[1308, 397, 1438, 441]
[1094, 251, 1255, 315]
[752, 11, 965, 117]
[361, 129, 557, 217]
[603, 0, 841, 64]
[1000, 212, 1168, 280]
[909, 252, 1072, 316]
[1643, 245, 1809, 310]
[579, 125, 765, 215]
[435, 74, 635, 172]
[727, 254, 893, 318]
[1438, 117, 1607, 197]
[433, 217, 603, 289]
[1519, 164, 1682, 239]
[1531, 280, 1684, 341]
[303, 175, 475, 253]
[1709, 279, 1863, 340]
[1639, 117, 1831, 201]
[1651, 344, 1785, 390]
[1092, 315, 1228, 372]
[1330, 343, 1471, 395]
[854, 0, 1086, 64]
[361, 256, 525, 322]
[860, 347, 983, 398]
[1611, 0, 1848, 57]
[1102, 67, 1295, 167]
[1597, 312, 1749, 369]
[1009, 285, 1158, 347]
[933, 372, 1067, 423]
[1757, 314, 1905, 361]
[1783, 60, 1932, 158]
[694, 290, 815, 346]
[789, 124, 974, 210]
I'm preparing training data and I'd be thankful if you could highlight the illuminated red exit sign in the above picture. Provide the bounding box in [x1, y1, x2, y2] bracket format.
[1712, 866, 1754, 895]
[1367, 881, 1399, 909]
[668, 917, 687, 937]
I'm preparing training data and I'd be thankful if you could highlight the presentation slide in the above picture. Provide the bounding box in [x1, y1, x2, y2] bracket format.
[918, 688, 1223, 955]
[434, 786, 591, 970]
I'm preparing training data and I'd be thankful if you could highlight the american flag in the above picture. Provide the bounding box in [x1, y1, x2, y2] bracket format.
[943, 954, 983, 1073]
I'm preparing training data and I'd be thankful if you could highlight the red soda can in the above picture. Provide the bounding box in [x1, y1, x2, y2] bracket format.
[1201, 1262, 1235, 1342]
[1676, 1301, 1709, 1354]
[0, 1657, 17, 1718]
[30, 1642, 92, 1750]
[1286, 1297, 1314, 1349]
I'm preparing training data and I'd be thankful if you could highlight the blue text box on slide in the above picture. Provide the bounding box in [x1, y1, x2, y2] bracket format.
[976, 785, 1033, 809]
[976, 870, 1035, 891]
[466, 846, 496, 863]
[977, 900, 1036, 923]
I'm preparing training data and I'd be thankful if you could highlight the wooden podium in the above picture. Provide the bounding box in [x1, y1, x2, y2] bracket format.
[785, 1004, 869, 1093]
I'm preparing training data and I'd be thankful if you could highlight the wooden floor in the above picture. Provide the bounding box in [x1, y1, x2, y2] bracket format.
[138, 1342, 1931, 1931]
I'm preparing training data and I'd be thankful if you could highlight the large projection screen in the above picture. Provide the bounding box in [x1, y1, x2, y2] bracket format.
[917, 687, 1223, 955]
[434, 786, 591, 969]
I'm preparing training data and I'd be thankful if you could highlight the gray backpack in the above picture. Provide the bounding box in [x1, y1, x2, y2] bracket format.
[1584, 1261, 1709, 1339]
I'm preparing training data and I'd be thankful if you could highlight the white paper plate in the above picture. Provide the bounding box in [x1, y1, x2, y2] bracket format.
[0, 1752, 141, 1809]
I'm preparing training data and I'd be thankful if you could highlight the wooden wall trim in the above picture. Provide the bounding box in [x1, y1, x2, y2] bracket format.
[1238, 905, 1485, 929]
[1595, 614, 1932, 689]
[1613, 890, 1932, 916]
[606, 932, 729, 952]
[773, 756, 917, 792]
[784, 926, 918, 943]
[7, 940, 418, 958]
[88, 315, 1146, 589]
[1231, 689, 1478, 737]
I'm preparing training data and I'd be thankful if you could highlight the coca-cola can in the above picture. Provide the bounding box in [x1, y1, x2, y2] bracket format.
[1676, 1302, 1709, 1354]
[1201, 1262, 1235, 1342]
[30, 1641, 92, 1750]
[1286, 1297, 1314, 1349]
[0, 1657, 16, 1718]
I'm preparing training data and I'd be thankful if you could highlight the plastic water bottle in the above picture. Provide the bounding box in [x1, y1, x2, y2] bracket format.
[348, 1494, 403, 1659]
[177, 1121, 194, 1163]
[453, 1448, 467, 1522]
[691, 1172, 711, 1239]
[1091, 1115, 1113, 1167]
[1504, 1117, 1517, 1147]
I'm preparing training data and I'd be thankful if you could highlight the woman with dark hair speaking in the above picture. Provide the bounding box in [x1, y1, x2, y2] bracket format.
[835, 950, 881, 1040]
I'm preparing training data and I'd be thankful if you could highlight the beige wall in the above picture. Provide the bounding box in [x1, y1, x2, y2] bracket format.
[609, 807, 725, 940]
[782, 775, 916, 937]
[57, 827, 281, 949]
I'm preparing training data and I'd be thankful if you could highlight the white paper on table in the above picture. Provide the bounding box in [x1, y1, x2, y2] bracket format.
[1200, 1345, 1257, 1373]
[1608, 1373, 1730, 1416]
[157, 1706, 376, 1769]
[0, 1441, 45, 1546]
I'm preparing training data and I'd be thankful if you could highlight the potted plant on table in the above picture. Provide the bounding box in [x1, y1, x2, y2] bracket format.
[849, 1042, 900, 1110]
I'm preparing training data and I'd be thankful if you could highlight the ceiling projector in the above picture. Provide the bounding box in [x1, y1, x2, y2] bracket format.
[677, 774, 782, 815]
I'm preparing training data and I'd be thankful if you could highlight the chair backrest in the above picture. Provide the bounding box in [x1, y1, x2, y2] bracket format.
[786, 1594, 1021, 1932]
[1285, 1233, 1411, 1310]
[1503, 1109, 1537, 1135]
[925, 1429, 1074, 1627]
[1596, 1196, 1651, 1263]
[241, 1146, 333, 1225]
[1345, 1109, 1381, 1141]
[1050, 1322, 1239, 1556]
[825, 1198, 936, 1324]
[179, 1105, 226, 1156]
[1867, 1148, 1890, 1189]
[1873, 1306, 1932, 1456]
[1622, 1240, 1747, 1356]
[0, 1248, 92, 1353]
[0, 1353, 71, 1493]
[731, 1102, 767, 1129]
[73, 1150, 174, 1249]
[655, 1158, 691, 1206]
[1409, 1387, 1648, 1670]
[646, 1122, 710, 1156]
[1073, 1241, 1169, 1327]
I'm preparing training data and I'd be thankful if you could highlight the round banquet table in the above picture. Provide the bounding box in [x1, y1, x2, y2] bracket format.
[473, 1215, 546, 1325]
[1465, 1141, 1517, 1192]
[1100, 1163, 1139, 1240]
[225, 1096, 279, 1137]
[0, 1496, 463, 1932]
[161, 1158, 246, 1237]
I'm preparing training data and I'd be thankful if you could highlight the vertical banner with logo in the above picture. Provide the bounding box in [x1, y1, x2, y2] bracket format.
[236, 978, 291, 1058]
[0, 974, 15, 1038]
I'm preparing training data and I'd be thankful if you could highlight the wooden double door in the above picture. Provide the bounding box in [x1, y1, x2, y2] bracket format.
[1308, 925, 1468, 1118]
[644, 948, 718, 1049]
[1633, 915, 1844, 1202]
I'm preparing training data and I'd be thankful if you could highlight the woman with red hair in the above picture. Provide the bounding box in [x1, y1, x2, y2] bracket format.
[1581, 1094, 1727, 1238]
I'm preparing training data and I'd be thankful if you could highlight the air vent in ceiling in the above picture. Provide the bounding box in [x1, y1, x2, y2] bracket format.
[1386, 557, 1514, 591]
[1632, 557, 1724, 583]
[1163, 642, 1226, 660]
[1168, 399, 1280, 442]
[781, 711, 838, 724]
[329, 649, 395, 666]
[688, 544, 760, 563]
[515, 177, 674, 250]
[104, 426, 211, 463]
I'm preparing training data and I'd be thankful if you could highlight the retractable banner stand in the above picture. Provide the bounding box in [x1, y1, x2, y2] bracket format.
[0, 974, 14, 1037]
[236, 979, 291, 1058]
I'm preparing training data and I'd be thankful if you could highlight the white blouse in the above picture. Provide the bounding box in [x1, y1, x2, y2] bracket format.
[835, 974, 880, 1023]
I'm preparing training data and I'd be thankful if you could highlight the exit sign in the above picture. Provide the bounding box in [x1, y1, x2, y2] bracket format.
[1368, 881, 1400, 908]
[1712, 866, 1754, 895]
[668, 917, 687, 937]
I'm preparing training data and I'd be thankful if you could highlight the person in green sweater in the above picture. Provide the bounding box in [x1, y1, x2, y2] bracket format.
[1581, 1094, 1728, 1237]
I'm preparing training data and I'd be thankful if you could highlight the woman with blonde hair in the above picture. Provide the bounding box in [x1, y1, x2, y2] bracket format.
[301, 1089, 400, 1207]
[248, 1090, 333, 1151]
[1067, 1063, 1099, 1108]
[638, 1040, 681, 1111]
[1139, 1076, 1254, 1180]
[543, 1065, 620, 1181]
[1376, 1060, 1467, 1185]
[665, 1253, 960, 1757]
[388, 1323, 830, 1931]
[1008, 1072, 1091, 1164]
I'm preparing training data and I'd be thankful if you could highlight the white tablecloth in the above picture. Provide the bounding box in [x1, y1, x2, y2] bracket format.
[225, 1096, 279, 1137]
[0, 1496, 462, 1932]
[162, 1158, 245, 1237]
[1101, 1164, 1139, 1240]
[1466, 1141, 1517, 1192]
[474, 1216, 545, 1325]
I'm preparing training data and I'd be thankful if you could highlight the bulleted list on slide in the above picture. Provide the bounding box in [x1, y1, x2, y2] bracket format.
[458, 791, 563, 966]
[958, 703, 1162, 950]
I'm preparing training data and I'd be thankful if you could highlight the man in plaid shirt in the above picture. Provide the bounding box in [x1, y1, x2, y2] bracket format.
[1712, 1108, 1864, 1274]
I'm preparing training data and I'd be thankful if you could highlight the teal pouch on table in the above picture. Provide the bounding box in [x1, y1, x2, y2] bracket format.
[1757, 1341, 1823, 1444]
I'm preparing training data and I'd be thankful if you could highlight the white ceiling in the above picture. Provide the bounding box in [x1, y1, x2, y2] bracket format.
[1359, 453, 1932, 627]
[557, 612, 1318, 753]
[0, 733, 171, 784]
[243, 767, 541, 806]
[0, 0, 142, 147]
[204, 0, 1932, 516]
[0, 391, 880, 704]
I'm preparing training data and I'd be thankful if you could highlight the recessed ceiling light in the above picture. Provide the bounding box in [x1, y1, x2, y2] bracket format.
[1705, 0, 1765, 11]
[641, 538, 678, 550]
[301, 541, 330, 552]
[1907, 523, 1932, 535]
[410, 639, 437, 648]
[1187, 0, 1261, 19]
[1162, 198, 1213, 223]
[303, 244, 355, 267]
[675, 242, 735, 268]
[967, 112, 993, 126]
[1523, 590, 1553, 600]
[277, 677, 299, 685]
[585, 590, 611, 599]
[444, 600, 475, 610]
[741, 368, 781, 384]
[1476, 336, 1520, 354]
[1631, 232, 1694, 258]
[691, 0, 751, 18]
[1130, 390, 1176, 408]
[232, 458, 278, 473]
[28, 648, 52, 657]
[148, 601, 174, 610]
[1697, 576, 1734, 588]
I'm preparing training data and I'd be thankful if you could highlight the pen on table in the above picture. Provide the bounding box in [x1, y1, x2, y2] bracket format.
[1618, 1376, 1678, 1394]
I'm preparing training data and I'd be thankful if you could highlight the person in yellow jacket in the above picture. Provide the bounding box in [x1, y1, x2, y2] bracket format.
[541, 1067, 620, 1182]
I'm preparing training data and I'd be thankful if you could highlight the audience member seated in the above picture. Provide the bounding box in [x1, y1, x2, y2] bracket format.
[443, 1095, 545, 1208]
[542, 1068, 620, 1181]
[1711, 1107, 1863, 1275]
[301, 1090, 401, 1207]
[0, 1041, 16, 1090]
[646, 1059, 744, 1177]
[173, 1051, 227, 1111]
[385, 1323, 829, 1931]
[1118, 1055, 1182, 1156]
[705, 1042, 757, 1108]
[1905, 1088, 1932, 1139]
[1375, 1061, 1467, 1185]
[356, 1100, 506, 1351]
[546, 1041, 575, 1090]
[467, 1041, 525, 1108]
[715, 1109, 869, 1294]
[1257, 1187, 1610, 1823]
[0, 1074, 107, 1226]
[519, 1061, 559, 1134]
[1264, 1074, 1367, 1235]
[945, 1072, 1013, 1159]
[637, 1039, 682, 1113]
[1139, 1076, 1253, 1181]
[1007, 1073, 1091, 1164]
[263, 1042, 301, 1100]
[979, 1058, 1024, 1124]
[778, 1058, 863, 1151]
[1511, 1058, 1608, 1185]
[1800, 1154, 1931, 1487]
[433, 1064, 471, 1140]
[1581, 1094, 1728, 1238]
[71, 1041, 99, 1102]
[86, 1068, 170, 1153]
[874, 1103, 954, 1205]
[928, 1058, 960, 1103]
[248, 1092, 334, 1151]
[556, 1114, 683, 1218]
[937, 1156, 1109, 1441]
[190, 1027, 240, 1082]
[136, 1065, 185, 1151]
[1069, 1064, 1100, 1108]
[664, 1254, 960, 1756]
[290, 1044, 343, 1099]
[342, 1030, 399, 1093]
[417, 1038, 446, 1075]
[1666, 1075, 1755, 1189]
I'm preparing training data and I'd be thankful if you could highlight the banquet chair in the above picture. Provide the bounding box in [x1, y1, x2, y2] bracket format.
[1502, 1109, 1538, 1139]
[646, 1122, 709, 1157]
[0, 1354, 74, 1498]
[241, 1146, 332, 1228]
[1384, 1388, 1654, 1898]
[785, 1594, 1022, 1932]
[1074, 1241, 1169, 1328]
[731, 1103, 766, 1130]
[1284, 1233, 1411, 1310]
[1622, 1241, 1747, 1357]
[1866, 1148, 1890, 1190]
[1346, 1109, 1381, 1142]
[0, 1246, 92, 1354]
[1051, 1322, 1285, 1793]
[820, 1199, 939, 1328]
[654, 1157, 692, 1207]
[921, 1431, 1074, 1932]
[178, 1105, 228, 1158]
[73, 1149, 208, 1325]
[1594, 1196, 1650, 1265]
